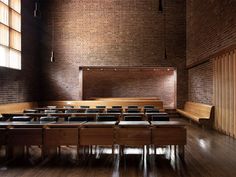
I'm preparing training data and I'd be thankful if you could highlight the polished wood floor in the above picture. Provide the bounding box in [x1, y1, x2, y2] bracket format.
[0, 119, 236, 177]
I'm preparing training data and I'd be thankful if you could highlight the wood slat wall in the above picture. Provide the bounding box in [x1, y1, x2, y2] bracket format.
[213, 49, 236, 137]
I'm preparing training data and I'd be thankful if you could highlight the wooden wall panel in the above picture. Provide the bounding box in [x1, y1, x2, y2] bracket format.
[213, 49, 236, 137]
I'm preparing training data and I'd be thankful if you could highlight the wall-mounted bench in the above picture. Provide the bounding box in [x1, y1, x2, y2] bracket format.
[177, 102, 214, 127]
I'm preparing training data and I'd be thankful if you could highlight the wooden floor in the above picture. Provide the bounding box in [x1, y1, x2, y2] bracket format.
[1, 119, 236, 177]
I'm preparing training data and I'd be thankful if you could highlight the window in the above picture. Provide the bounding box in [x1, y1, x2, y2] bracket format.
[0, 0, 21, 70]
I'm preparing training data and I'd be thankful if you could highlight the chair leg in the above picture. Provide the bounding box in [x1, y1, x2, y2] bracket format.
[26, 146, 30, 158]
[58, 146, 61, 157]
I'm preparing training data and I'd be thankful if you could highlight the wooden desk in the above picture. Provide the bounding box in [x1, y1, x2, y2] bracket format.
[7, 125, 44, 159]
[117, 121, 151, 145]
[151, 121, 187, 159]
[0, 121, 29, 128]
[116, 121, 151, 158]
[10, 121, 55, 128]
[2, 113, 98, 121]
[0, 128, 6, 145]
[80, 121, 116, 155]
[43, 121, 85, 159]
[47, 121, 86, 128]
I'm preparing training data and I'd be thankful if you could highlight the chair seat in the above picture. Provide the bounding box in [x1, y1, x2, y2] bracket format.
[124, 115, 142, 121]
[11, 116, 32, 121]
[97, 115, 117, 121]
[40, 116, 58, 122]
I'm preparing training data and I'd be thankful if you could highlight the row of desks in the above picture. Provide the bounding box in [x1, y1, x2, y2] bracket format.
[1, 112, 168, 120]
[0, 120, 183, 128]
[0, 121, 186, 160]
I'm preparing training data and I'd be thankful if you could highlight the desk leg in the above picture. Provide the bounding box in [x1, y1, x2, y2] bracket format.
[112, 145, 114, 155]
[178, 145, 185, 160]
[147, 145, 150, 161]
[142, 146, 145, 164]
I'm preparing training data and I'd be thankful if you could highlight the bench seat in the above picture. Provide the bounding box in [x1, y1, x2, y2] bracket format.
[177, 102, 214, 126]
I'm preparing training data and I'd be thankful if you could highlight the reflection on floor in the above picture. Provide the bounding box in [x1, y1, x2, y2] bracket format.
[0, 119, 236, 177]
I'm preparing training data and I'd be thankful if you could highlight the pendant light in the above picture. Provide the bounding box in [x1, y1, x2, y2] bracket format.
[34, 1, 41, 18]
[163, 0, 167, 59]
[159, 0, 163, 12]
[50, 13, 55, 62]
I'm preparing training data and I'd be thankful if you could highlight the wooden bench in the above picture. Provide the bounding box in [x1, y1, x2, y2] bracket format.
[0, 102, 38, 115]
[176, 102, 214, 127]
[89, 97, 160, 101]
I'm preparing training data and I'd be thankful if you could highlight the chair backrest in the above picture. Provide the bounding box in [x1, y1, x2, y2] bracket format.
[63, 105, 74, 109]
[44, 109, 57, 113]
[126, 109, 141, 113]
[96, 106, 106, 109]
[97, 115, 117, 121]
[107, 108, 123, 113]
[40, 116, 58, 122]
[23, 109, 38, 113]
[86, 109, 100, 113]
[47, 106, 57, 109]
[124, 115, 142, 121]
[68, 116, 87, 122]
[11, 116, 32, 121]
[0, 116, 9, 121]
[65, 109, 79, 113]
[128, 105, 138, 109]
[151, 114, 169, 121]
[145, 108, 159, 113]
[112, 106, 122, 108]
[80, 106, 90, 109]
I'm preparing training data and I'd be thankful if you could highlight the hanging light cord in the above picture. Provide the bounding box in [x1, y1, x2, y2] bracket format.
[51, 13, 55, 62]
[163, 0, 167, 59]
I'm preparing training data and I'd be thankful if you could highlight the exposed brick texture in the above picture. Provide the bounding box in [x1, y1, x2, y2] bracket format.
[187, 0, 236, 105]
[188, 60, 213, 105]
[40, 0, 187, 108]
[83, 69, 176, 108]
[0, 1, 40, 104]
[187, 0, 236, 66]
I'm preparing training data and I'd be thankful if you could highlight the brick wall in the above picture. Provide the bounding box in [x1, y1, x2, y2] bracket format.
[83, 69, 176, 108]
[40, 0, 187, 108]
[186, 0, 236, 66]
[187, 0, 236, 105]
[188, 60, 213, 105]
[0, 1, 40, 104]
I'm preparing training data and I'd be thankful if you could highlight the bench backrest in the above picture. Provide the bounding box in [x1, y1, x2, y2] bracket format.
[0, 102, 38, 114]
[184, 102, 214, 118]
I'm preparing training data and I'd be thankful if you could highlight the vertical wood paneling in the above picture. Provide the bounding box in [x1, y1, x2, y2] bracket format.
[214, 49, 236, 138]
[234, 50, 236, 138]
[229, 52, 234, 137]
